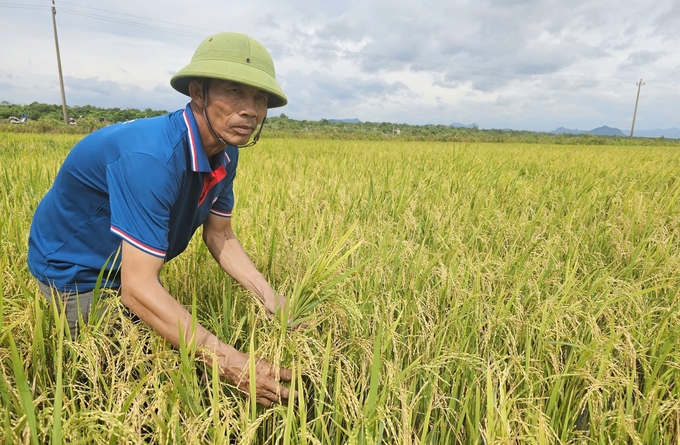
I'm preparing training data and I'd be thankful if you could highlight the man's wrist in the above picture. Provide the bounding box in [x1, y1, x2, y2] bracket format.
[195, 331, 229, 364]
[254, 279, 275, 302]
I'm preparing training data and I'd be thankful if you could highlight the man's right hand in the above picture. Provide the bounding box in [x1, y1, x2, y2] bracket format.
[218, 348, 296, 407]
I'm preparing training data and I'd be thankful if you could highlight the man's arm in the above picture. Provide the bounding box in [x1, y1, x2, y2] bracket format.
[202, 213, 287, 318]
[119, 241, 293, 406]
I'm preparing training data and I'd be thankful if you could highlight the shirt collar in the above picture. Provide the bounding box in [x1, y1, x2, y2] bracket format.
[183, 104, 225, 173]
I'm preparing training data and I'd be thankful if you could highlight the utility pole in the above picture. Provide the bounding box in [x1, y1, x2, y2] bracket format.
[51, 0, 68, 125]
[629, 78, 644, 139]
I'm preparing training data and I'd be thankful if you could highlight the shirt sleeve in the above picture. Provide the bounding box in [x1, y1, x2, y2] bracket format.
[106, 153, 179, 258]
[209, 171, 235, 218]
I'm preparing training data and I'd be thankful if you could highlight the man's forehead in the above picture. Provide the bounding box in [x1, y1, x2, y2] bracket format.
[213, 79, 268, 95]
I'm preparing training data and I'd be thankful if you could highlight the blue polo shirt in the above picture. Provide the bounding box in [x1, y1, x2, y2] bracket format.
[28, 104, 238, 293]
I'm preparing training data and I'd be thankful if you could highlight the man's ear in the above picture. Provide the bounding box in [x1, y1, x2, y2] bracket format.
[187, 79, 204, 105]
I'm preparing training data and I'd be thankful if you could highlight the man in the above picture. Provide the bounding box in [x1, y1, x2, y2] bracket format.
[28, 32, 293, 407]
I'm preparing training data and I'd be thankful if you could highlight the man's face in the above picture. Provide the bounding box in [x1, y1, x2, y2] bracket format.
[203, 79, 269, 146]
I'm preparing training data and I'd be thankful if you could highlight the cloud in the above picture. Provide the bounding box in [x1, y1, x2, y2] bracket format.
[60, 76, 183, 111]
[306, 0, 618, 93]
[278, 70, 410, 119]
[654, 1, 680, 39]
[620, 51, 667, 70]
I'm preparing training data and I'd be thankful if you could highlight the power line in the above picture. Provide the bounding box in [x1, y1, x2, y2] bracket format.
[58, 8, 205, 38]
[0, 2, 47, 10]
[648, 81, 680, 92]
[58, 0, 217, 33]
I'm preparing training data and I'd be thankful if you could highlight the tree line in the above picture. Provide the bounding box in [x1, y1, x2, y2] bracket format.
[0, 101, 167, 124]
[264, 115, 679, 146]
[1, 101, 678, 146]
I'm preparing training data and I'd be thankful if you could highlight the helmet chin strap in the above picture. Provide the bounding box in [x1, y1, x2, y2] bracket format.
[238, 116, 266, 148]
[202, 79, 227, 146]
[202, 79, 266, 149]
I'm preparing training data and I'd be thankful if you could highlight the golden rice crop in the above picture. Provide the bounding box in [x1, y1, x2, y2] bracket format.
[1, 132, 680, 444]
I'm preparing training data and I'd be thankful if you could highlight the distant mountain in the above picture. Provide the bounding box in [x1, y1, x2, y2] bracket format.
[552, 127, 585, 135]
[551, 126, 625, 136]
[450, 122, 478, 128]
[328, 118, 362, 123]
[633, 128, 680, 139]
[588, 126, 626, 136]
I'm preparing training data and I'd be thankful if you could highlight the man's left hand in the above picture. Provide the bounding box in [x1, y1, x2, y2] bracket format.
[260, 292, 308, 329]
[261, 291, 288, 321]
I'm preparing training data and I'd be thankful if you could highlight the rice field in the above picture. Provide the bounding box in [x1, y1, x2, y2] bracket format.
[1, 132, 679, 444]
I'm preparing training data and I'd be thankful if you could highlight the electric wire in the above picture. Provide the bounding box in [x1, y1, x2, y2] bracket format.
[0, 2, 46, 10]
[58, 0, 217, 32]
[58, 8, 205, 38]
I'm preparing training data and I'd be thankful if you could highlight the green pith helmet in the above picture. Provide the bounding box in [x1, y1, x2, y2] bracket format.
[171, 32, 287, 108]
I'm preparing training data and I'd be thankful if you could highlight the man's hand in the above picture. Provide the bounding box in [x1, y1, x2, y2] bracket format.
[261, 291, 288, 320]
[218, 348, 295, 407]
[261, 291, 310, 329]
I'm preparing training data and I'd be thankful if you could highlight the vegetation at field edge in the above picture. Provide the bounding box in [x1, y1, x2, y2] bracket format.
[2, 101, 679, 145]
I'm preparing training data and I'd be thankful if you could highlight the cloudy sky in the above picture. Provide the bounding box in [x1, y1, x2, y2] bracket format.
[1, 0, 678, 131]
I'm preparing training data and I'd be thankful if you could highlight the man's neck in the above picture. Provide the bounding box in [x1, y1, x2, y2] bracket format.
[189, 101, 223, 158]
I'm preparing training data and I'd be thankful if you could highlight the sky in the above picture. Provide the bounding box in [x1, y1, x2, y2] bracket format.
[0, 0, 679, 132]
